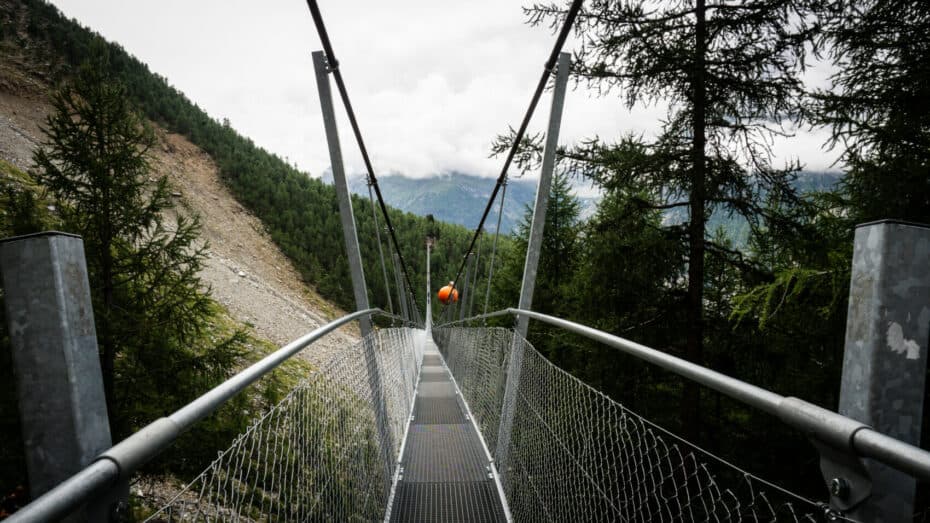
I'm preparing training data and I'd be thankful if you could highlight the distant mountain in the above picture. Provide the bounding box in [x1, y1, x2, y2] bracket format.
[322, 171, 598, 234]
[321, 170, 840, 240]
[663, 171, 844, 246]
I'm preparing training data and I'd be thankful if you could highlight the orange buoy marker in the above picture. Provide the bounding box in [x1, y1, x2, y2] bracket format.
[438, 281, 459, 304]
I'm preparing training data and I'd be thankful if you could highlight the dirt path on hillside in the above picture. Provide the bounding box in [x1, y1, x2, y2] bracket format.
[0, 85, 359, 368]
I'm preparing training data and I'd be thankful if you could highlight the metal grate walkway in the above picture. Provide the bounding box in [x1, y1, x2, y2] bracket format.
[388, 342, 507, 522]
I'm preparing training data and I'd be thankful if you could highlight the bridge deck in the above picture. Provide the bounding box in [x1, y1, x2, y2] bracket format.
[388, 340, 507, 522]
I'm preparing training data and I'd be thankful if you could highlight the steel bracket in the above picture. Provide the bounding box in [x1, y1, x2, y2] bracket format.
[811, 437, 872, 513]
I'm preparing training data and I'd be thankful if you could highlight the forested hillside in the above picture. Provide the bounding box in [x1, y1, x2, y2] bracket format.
[0, 0, 497, 317]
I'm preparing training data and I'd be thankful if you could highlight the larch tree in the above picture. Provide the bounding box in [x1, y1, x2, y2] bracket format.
[32, 56, 240, 432]
[526, 0, 818, 437]
[815, 0, 930, 223]
[495, 171, 583, 365]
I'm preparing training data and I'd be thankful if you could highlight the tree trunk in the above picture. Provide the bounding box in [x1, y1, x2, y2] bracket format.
[682, 0, 707, 441]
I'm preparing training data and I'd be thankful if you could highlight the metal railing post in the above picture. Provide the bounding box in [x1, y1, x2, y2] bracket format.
[312, 50, 371, 336]
[406, 285, 420, 326]
[514, 52, 569, 339]
[0, 232, 123, 521]
[497, 52, 571, 482]
[835, 220, 930, 520]
[312, 49, 399, 483]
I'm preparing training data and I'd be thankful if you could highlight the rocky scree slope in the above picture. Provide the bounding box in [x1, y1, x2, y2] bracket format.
[0, 44, 360, 368]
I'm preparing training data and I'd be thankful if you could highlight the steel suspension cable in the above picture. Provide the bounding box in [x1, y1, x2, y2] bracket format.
[445, 0, 583, 296]
[305, 0, 420, 313]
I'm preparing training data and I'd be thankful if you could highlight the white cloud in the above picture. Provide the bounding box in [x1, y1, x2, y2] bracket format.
[50, 0, 840, 180]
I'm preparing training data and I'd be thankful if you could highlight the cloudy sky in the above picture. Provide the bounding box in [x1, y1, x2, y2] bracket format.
[50, 0, 837, 180]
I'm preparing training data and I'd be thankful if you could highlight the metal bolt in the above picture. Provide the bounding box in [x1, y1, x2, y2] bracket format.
[818, 502, 841, 522]
[829, 477, 849, 500]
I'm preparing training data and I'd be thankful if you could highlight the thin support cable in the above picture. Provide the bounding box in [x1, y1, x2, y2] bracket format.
[440, 292, 456, 325]
[447, 0, 583, 294]
[483, 180, 508, 320]
[306, 0, 419, 304]
[468, 232, 482, 319]
[390, 249, 406, 322]
[449, 276, 459, 323]
[459, 252, 474, 323]
[368, 180, 394, 316]
[404, 282, 418, 325]
[409, 276, 422, 322]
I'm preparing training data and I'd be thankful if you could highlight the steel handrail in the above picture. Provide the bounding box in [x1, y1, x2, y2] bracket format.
[436, 307, 930, 481]
[9, 308, 391, 522]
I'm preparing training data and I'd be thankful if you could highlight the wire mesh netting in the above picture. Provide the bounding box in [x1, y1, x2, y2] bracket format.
[146, 327, 423, 522]
[433, 327, 853, 523]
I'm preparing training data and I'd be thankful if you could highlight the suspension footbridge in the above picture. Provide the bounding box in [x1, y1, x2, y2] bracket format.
[9, 298, 930, 522]
[3, 1, 930, 521]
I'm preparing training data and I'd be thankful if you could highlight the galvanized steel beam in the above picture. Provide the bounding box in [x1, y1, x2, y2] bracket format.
[514, 52, 570, 338]
[312, 50, 372, 336]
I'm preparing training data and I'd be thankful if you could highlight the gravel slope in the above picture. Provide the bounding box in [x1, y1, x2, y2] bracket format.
[0, 70, 360, 368]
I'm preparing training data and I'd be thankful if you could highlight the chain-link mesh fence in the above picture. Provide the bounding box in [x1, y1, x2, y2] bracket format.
[433, 327, 853, 523]
[146, 327, 422, 522]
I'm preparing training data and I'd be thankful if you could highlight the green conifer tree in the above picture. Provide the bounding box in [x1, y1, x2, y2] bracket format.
[32, 54, 241, 434]
[815, 0, 930, 223]
[527, 0, 817, 437]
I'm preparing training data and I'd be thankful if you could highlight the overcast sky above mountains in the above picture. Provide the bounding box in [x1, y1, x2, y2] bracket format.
[51, 0, 840, 181]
